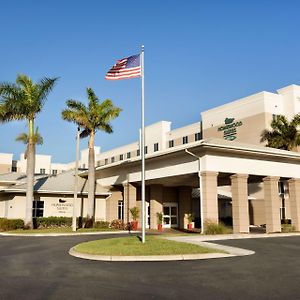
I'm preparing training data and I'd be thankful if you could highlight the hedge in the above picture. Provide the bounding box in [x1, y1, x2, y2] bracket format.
[34, 217, 72, 228]
[0, 218, 24, 231]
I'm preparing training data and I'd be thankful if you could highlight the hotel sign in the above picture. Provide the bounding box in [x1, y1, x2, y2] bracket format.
[218, 118, 243, 141]
[51, 199, 73, 215]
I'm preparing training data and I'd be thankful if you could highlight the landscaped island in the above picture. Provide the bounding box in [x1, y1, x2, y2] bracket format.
[74, 235, 223, 256]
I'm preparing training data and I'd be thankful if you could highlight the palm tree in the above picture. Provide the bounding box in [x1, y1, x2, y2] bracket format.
[260, 114, 300, 151]
[0, 74, 58, 228]
[62, 87, 121, 222]
[16, 127, 43, 159]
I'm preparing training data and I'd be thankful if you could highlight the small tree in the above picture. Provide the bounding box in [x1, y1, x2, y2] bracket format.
[156, 212, 163, 225]
[62, 88, 121, 222]
[130, 206, 139, 221]
[0, 74, 58, 228]
[186, 213, 195, 224]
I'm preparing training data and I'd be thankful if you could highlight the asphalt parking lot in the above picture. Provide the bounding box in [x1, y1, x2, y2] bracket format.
[0, 234, 300, 300]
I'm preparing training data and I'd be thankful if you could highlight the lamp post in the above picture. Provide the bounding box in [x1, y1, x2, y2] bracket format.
[72, 127, 80, 232]
[185, 149, 204, 234]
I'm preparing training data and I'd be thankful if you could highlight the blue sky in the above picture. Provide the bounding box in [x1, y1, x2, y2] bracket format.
[1, 0, 300, 162]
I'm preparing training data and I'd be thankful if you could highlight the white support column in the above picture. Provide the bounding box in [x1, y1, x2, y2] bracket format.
[263, 176, 281, 233]
[231, 174, 249, 234]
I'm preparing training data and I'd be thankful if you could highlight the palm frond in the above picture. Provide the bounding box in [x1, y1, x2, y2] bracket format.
[15, 132, 28, 144]
[61, 87, 122, 139]
[37, 77, 59, 103]
[15, 127, 43, 145]
[1, 74, 57, 123]
[80, 129, 91, 139]
[261, 114, 300, 151]
[65, 99, 88, 113]
[87, 87, 98, 111]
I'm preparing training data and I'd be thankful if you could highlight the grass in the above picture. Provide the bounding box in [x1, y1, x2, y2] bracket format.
[74, 235, 224, 256]
[6, 227, 118, 234]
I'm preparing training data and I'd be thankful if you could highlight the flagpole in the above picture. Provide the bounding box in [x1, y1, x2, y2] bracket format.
[72, 126, 80, 232]
[141, 45, 146, 243]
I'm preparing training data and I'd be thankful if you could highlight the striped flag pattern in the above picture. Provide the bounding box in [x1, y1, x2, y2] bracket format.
[105, 54, 141, 80]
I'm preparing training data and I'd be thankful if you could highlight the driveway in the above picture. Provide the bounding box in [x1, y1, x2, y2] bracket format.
[0, 234, 300, 300]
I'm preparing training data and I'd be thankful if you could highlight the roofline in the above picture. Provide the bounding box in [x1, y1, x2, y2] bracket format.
[0, 180, 24, 184]
[198, 139, 300, 160]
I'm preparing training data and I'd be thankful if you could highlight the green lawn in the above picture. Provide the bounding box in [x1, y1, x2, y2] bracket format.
[74, 235, 224, 256]
[7, 227, 118, 234]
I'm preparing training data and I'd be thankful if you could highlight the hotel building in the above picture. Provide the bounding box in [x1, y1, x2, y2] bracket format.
[1, 84, 300, 233]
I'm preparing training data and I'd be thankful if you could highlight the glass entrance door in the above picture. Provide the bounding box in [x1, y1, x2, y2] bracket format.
[163, 203, 178, 228]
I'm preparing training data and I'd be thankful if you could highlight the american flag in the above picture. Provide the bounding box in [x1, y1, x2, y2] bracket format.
[105, 54, 141, 80]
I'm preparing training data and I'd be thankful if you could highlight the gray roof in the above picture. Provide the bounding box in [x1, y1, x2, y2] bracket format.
[0, 172, 27, 183]
[1, 169, 110, 195]
[0, 172, 48, 185]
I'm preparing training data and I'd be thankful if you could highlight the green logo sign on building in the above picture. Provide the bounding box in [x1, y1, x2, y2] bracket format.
[218, 118, 243, 141]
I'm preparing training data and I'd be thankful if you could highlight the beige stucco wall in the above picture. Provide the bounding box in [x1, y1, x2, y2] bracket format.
[163, 187, 178, 203]
[106, 188, 122, 221]
[249, 199, 265, 226]
[0, 164, 11, 174]
[0, 199, 6, 217]
[5, 195, 26, 219]
[203, 112, 273, 146]
[0, 193, 108, 220]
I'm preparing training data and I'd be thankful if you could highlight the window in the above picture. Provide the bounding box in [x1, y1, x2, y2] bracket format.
[169, 140, 174, 148]
[137, 149, 140, 156]
[11, 160, 17, 172]
[96, 161, 101, 167]
[119, 154, 124, 161]
[32, 200, 44, 218]
[195, 132, 202, 141]
[127, 152, 131, 159]
[40, 168, 46, 174]
[52, 169, 58, 176]
[154, 143, 159, 152]
[118, 200, 124, 220]
[183, 136, 188, 144]
[105, 158, 108, 165]
[111, 157, 115, 163]
[144, 146, 148, 154]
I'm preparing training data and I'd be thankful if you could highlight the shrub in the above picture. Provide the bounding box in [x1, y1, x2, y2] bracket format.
[94, 221, 110, 229]
[0, 218, 24, 231]
[281, 223, 295, 233]
[203, 220, 232, 235]
[34, 217, 72, 228]
[110, 219, 126, 230]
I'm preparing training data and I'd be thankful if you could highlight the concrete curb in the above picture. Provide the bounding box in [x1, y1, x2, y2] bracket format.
[0, 230, 136, 237]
